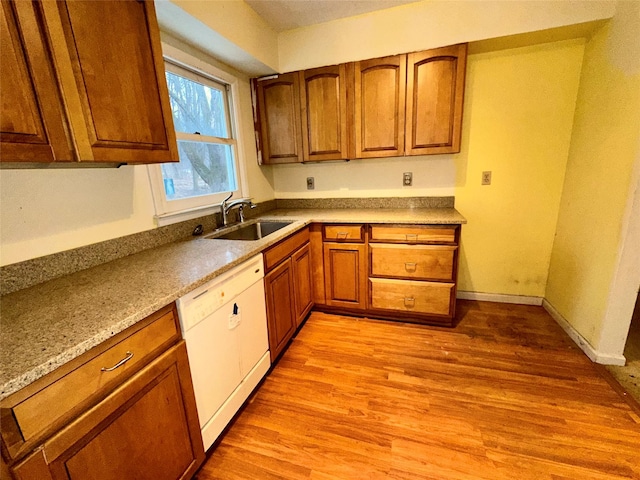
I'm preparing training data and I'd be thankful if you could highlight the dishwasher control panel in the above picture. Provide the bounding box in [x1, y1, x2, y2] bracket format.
[177, 254, 264, 333]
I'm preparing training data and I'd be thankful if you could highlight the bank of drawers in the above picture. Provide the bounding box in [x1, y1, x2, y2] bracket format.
[0, 305, 180, 460]
[369, 225, 459, 320]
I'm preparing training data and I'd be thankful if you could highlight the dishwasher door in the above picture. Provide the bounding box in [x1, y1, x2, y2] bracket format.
[182, 279, 268, 430]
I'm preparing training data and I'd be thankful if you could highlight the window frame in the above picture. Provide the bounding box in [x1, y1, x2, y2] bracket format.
[148, 44, 248, 226]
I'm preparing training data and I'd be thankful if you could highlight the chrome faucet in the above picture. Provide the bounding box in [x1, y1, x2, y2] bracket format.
[220, 192, 256, 226]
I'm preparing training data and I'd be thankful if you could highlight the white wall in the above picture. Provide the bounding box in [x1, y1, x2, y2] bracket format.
[0, 34, 275, 267]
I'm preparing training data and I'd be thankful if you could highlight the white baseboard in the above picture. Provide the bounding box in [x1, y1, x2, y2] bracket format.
[457, 291, 543, 306]
[542, 299, 626, 366]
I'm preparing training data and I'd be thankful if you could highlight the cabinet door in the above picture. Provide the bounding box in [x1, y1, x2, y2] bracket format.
[255, 73, 303, 164]
[41, 0, 178, 164]
[292, 244, 313, 326]
[264, 259, 297, 361]
[324, 242, 368, 310]
[353, 55, 406, 158]
[406, 44, 467, 155]
[299, 65, 348, 161]
[42, 342, 205, 480]
[0, 0, 71, 163]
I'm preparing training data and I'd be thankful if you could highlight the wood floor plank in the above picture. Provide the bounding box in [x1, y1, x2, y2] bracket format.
[195, 301, 640, 480]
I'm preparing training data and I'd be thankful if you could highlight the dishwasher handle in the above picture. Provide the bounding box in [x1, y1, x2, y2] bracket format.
[228, 303, 241, 330]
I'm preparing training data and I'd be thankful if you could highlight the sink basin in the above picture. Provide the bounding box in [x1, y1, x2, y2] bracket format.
[207, 221, 293, 241]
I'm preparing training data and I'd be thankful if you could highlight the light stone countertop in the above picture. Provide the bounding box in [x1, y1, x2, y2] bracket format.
[0, 208, 466, 400]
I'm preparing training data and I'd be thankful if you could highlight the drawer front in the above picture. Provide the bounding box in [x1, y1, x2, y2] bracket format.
[10, 307, 180, 446]
[264, 227, 310, 272]
[370, 225, 457, 244]
[370, 278, 454, 316]
[370, 244, 456, 281]
[323, 224, 364, 242]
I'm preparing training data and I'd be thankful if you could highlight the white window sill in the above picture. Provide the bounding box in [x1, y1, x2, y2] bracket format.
[154, 204, 220, 227]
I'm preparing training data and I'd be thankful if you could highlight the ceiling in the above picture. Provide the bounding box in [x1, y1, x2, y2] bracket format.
[244, 0, 420, 32]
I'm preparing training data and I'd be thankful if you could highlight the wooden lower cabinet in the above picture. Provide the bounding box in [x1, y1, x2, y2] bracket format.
[292, 243, 313, 326]
[323, 242, 367, 310]
[12, 342, 204, 480]
[263, 227, 313, 362]
[314, 223, 461, 326]
[264, 259, 297, 362]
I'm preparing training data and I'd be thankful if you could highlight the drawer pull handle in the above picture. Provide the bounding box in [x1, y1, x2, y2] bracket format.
[405, 234, 418, 241]
[405, 262, 417, 271]
[404, 297, 415, 307]
[101, 351, 134, 372]
[337, 232, 349, 239]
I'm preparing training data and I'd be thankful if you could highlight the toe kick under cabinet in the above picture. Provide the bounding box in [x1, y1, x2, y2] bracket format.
[369, 225, 460, 325]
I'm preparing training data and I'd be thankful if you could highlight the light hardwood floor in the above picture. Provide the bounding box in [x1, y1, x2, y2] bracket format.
[196, 301, 640, 480]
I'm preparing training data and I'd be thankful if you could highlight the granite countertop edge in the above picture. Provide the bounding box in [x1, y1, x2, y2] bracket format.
[0, 208, 466, 400]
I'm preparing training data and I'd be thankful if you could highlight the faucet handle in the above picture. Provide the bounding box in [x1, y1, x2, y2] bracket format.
[222, 192, 233, 203]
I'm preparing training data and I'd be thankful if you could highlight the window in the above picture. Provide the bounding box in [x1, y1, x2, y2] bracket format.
[148, 53, 244, 224]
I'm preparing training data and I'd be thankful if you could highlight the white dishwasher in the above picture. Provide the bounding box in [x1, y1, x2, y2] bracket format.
[176, 254, 270, 451]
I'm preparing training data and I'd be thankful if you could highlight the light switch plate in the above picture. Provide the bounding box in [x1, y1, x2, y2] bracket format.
[307, 177, 314, 190]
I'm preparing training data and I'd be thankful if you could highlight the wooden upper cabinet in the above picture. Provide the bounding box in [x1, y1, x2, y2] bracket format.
[0, 0, 71, 162]
[406, 44, 467, 155]
[299, 65, 348, 161]
[1, 0, 177, 165]
[42, 0, 178, 163]
[255, 72, 303, 164]
[353, 55, 406, 158]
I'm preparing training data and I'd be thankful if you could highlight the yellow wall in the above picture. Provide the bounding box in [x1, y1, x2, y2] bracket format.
[455, 41, 584, 296]
[274, 40, 585, 298]
[278, 0, 613, 72]
[545, 16, 640, 347]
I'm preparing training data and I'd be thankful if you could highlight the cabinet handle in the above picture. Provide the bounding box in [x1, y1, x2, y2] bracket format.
[337, 232, 349, 239]
[404, 297, 415, 307]
[405, 234, 418, 241]
[404, 262, 417, 271]
[101, 351, 134, 372]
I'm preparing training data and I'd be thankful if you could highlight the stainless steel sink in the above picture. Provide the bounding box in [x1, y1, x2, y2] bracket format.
[206, 221, 293, 241]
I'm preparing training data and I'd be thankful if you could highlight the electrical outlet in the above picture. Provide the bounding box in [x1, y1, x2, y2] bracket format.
[306, 177, 315, 190]
[403, 172, 413, 186]
[481, 171, 492, 185]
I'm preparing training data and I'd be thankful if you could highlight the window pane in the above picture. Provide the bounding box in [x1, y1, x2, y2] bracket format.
[165, 71, 229, 138]
[161, 141, 236, 201]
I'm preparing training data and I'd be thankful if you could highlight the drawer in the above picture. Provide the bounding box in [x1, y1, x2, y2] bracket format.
[323, 224, 364, 242]
[370, 278, 454, 316]
[370, 244, 456, 281]
[370, 225, 457, 244]
[264, 227, 310, 272]
[1, 304, 180, 457]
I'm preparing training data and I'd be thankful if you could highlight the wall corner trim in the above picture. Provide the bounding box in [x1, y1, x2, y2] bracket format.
[542, 299, 626, 366]
[457, 291, 543, 306]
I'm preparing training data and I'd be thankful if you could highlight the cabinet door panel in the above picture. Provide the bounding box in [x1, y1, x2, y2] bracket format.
[0, 0, 70, 162]
[324, 243, 367, 310]
[300, 65, 348, 161]
[406, 44, 467, 155]
[256, 73, 303, 164]
[50, 0, 177, 163]
[292, 244, 313, 326]
[264, 259, 297, 361]
[354, 55, 406, 158]
[44, 343, 204, 480]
